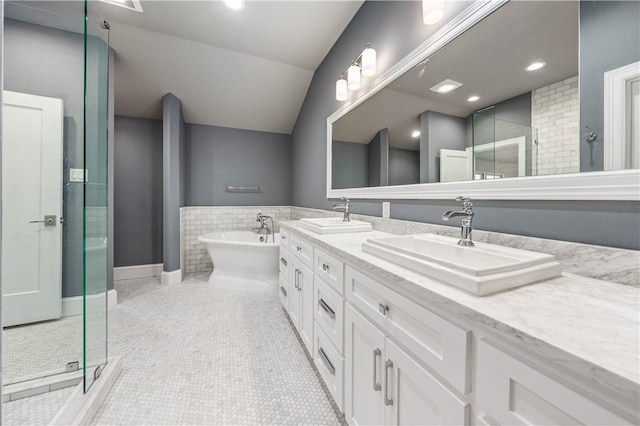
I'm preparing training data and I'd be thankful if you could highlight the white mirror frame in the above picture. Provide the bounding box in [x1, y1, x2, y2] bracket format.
[326, 0, 640, 201]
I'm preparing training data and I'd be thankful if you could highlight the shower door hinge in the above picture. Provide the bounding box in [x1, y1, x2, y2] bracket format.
[66, 361, 79, 372]
[94, 365, 103, 381]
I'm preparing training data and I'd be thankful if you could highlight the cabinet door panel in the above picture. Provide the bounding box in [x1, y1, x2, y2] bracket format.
[289, 258, 302, 330]
[385, 339, 469, 426]
[477, 339, 631, 426]
[345, 305, 386, 426]
[290, 234, 314, 268]
[314, 276, 344, 354]
[299, 262, 314, 354]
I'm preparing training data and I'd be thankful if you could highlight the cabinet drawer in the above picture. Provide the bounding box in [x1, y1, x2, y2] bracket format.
[477, 340, 631, 426]
[314, 323, 344, 412]
[290, 234, 314, 268]
[345, 265, 469, 394]
[314, 276, 344, 354]
[314, 247, 344, 295]
[279, 247, 290, 280]
[279, 272, 289, 312]
[279, 228, 290, 250]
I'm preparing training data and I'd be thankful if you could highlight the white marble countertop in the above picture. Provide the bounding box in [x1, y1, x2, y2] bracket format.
[281, 220, 640, 407]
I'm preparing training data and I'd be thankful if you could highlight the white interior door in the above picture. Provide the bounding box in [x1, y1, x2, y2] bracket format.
[439, 149, 471, 182]
[2, 90, 63, 327]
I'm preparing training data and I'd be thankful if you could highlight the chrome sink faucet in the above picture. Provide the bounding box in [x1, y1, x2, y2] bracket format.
[333, 197, 352, 222]
[443, 196, 474, 246]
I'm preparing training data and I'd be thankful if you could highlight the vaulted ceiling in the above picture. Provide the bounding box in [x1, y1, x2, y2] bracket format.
[12, 1, 363, 134]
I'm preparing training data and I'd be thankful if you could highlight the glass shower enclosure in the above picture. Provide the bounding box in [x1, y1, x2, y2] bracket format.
[1, 0, 110, 405]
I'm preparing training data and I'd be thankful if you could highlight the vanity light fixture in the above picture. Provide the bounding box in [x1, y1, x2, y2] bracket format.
[348, 65, 361, 90]
[336, 44, 377, 101]
[467, 95, 480, 102]
[412, 130, 421, 138]
[423, 0, 445, 25]
[336, 79, 348, 101]
[429, 79, 463, 94]
[222, 0, 245, 11]
[526, 61, 546, 72]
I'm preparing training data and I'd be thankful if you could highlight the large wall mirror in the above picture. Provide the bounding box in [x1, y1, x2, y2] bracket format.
[327, 0, 640, 200]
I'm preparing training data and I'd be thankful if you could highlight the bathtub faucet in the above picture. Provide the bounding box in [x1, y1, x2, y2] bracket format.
[255, 213, 274, 243]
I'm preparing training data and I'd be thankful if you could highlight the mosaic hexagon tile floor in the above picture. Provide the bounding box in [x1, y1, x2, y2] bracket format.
[92, 273, 343, 425]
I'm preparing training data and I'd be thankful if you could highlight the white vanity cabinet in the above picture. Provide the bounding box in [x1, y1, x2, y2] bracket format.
[289, 255, 314, 354]
[476, 340, 630, 426]
[344, 268, 469, 426]
[278, 246, 290, 310]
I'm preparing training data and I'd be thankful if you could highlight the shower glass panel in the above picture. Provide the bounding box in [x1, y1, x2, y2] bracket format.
[1, 0, 110, 401]
[83, 9, 110, 393]
[2, 2, 85, 387]
[472, 109, 538, 179]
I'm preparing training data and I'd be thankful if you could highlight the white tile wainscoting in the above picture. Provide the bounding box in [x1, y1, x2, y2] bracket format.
[180, 206, 291, 274]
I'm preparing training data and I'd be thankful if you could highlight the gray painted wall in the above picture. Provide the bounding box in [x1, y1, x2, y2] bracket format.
[332, 140, 368, 189]
[420, 110, 466, 183]
[162, 93, 184, 273]
[290, 0, 640, 250]
[367, 129, 389, 187]
[389, 148, 419, 186]
[184, 123, 292, 206]
[114, 116, 163, 267]
[580, 0, 640, 172]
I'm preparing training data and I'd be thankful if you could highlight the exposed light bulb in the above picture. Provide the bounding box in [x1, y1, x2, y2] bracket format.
[336, 79, 348, 101]
[423, 0, 445, 25]
[412, 130, 421, 138]
[526, 61, 546, 71]
[347, 65, 361, 90]
[361, 47, 376, 77]
[223, 0, 244, 11]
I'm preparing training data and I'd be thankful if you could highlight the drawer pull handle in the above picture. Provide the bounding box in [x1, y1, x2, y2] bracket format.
[378, 303, 389, 316]
[322, 263, 330, 272]
[296, 246, 302, 252]
[280, 286, 287, 297]
[297, 270, 302, 291]
[384, 359, 393, 406]
[294, 268, 300, 290]
[319, 298, 335, 319]
[281, 235, 287, 241]
[372, 348, 381, 391]
[280, 257, 287, 266]
[318, 348, 335, 376]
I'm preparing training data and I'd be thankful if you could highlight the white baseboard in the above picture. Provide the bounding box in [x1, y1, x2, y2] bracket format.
[62, 289, 117, 318]
[113, 263, 163, 281]
[161, 269, 182, 285]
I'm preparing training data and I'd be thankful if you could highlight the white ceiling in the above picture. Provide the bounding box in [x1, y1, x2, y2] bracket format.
[333, 0, 579, 150]
[10, 0, 364, 134]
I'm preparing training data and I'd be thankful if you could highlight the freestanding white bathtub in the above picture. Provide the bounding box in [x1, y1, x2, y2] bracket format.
[198, 231, 280, 284]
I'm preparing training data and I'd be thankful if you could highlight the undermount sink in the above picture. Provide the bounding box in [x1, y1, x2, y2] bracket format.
[362, 234, 561, 296]
[299, 217, 372, 234]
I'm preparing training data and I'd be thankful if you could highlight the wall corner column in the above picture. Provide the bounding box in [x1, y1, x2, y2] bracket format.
[162, 93, 184, 285]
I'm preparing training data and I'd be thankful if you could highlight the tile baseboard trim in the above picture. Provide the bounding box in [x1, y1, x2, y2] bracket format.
[50, 356, 123, 426]
[161, 269, 182, 285]
[2, 370, 83, 402]
[114, 263, 163, 281]
[62, 289, 117, 318]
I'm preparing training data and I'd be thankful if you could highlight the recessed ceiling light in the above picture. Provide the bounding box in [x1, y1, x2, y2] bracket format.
[99, 0, 143, 12]
[467, 95, 480, 102]
[223, 0, 245, 11]
[429, 79, 463, 94]
[526, 62, 546, 72]
[411, 130, 421, 138]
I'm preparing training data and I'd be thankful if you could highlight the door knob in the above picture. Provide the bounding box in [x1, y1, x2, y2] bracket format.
[29, 215, 57, 227]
